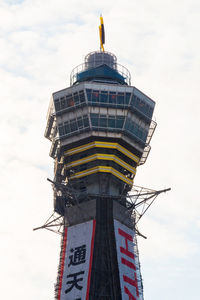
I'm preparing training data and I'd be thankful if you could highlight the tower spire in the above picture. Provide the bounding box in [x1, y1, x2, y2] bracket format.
[99, 15, 105, 52]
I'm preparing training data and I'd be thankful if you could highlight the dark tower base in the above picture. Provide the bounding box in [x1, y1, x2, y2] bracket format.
[90, 197, 121, 299]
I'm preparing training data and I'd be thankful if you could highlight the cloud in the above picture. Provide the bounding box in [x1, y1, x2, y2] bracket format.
[138, 216, 198, 260]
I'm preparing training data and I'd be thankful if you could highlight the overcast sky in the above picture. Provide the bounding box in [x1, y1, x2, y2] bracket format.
[0, 0, 200, 299]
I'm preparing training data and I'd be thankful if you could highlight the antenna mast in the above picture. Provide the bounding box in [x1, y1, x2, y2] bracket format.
[99, 15, 105, 52]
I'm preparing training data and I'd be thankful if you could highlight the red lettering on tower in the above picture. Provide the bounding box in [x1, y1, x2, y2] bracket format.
[121, 257, 136, 270]
[123, 274, 139, 297]
[118, 228, 134, 259]
[117, 226, 140, 299]
[124, 286, 137, 300]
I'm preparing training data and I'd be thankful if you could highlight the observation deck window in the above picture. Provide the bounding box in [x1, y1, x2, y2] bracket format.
[57, 115, 90, 138]
[64, 122, 70, 134]
[86, 89, 92, 101]
[70, 120, 78, 132]
[58, 124, 64, 136]
[77, 117, 84, 129]
[109, 92, 116, 104]
[60, 97, 66, 109]
[125, 93, 131, 104]
[131, 95, 154, 119]
[90, 113, 125, 130]
[86, 89, 131, 108]
[100, 91, 108, 103]
[83, 116, 89, 127]
[66, 94, 74, 107]
[79, 91, 85, 103]
[124, 118, 148, 143]
[91, 114, 98, 126]
[92, 90, 99, 102]
[117, 93, 124, 105]
[73, 92, 79, 105]
[108, 116, 115, 128]
[99, 114, 107, 127]
[54, 90, 86, 113]
[54, 99, 60, 111]
[116, 116, 125, 128]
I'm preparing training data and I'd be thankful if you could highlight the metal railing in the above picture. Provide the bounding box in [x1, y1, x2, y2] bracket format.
[70, 62, 131, 86]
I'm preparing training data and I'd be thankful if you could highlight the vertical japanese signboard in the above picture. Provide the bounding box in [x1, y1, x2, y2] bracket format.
[58, 219, 96, 300]
[114, 219, 143, 300]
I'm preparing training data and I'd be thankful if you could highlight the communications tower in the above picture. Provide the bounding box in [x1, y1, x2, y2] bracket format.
[39, 17, 170, 300]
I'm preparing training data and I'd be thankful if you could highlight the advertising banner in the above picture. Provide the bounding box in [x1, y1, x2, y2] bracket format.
[58, 219, 96, 300]
[114, 219, 143, 300]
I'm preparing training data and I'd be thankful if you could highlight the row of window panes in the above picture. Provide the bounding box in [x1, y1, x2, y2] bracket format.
[86, 89, 131, 106]
[90, 113, 125, 129]
[124, 118, 148, 143]
[54, 90, 86, 112]
[54, 89, 153, 122]
[86, 89, 154, 120]
[131, 95, 154, 119]
[90, 113, 147, 143]
[58, 113, 147, 143]
[58, 115, 89, 136]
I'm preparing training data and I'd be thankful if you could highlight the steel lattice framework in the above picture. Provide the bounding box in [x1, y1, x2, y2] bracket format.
[34, 182, 170, 237]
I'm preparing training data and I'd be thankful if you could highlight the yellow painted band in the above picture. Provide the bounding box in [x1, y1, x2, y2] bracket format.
[64, 141, 139, 164]
[69, 165, 133, 185]
[66, 153, 136, 174]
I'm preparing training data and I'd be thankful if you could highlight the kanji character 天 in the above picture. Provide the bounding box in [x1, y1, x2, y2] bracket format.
[65, 271, 84, 294]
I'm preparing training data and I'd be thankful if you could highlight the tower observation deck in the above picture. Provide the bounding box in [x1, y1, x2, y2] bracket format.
[45, 50, 156, 212]
[44, 18, 159, 300]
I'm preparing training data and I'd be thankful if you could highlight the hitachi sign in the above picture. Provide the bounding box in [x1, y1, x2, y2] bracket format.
[114, 220, 143, 300]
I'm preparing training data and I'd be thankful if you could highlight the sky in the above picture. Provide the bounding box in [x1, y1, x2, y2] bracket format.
[0, 0, 200, 299]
